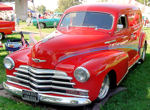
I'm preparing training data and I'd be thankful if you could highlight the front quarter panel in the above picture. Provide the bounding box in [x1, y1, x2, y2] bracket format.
[55, 50, 128, 101]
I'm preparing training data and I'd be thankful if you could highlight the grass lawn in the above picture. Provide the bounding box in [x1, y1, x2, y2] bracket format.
[19, 21, 55, 34]
[0, 26, 150, 110]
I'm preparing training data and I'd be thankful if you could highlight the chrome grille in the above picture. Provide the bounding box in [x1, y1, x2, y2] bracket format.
[7, 65, 89, 98]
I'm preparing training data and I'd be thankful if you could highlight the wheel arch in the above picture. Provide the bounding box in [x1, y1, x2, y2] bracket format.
[108, 69, 117, 89]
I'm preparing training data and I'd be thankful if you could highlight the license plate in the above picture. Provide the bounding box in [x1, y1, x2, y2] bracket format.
[22, 90, 39, 102]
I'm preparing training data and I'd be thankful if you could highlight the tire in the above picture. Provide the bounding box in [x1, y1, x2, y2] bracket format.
[0, 33, 5, 40]
[98, 75, 110, 100]
[39, 23, 45, 29]
[140, 42, 147, 62]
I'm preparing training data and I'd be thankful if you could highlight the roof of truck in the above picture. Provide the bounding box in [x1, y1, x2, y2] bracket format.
[65, 4, 139, 15]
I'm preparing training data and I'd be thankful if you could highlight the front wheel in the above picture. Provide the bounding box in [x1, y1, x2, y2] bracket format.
[98, 75, 110, 100]
[0, 33, 5, 40]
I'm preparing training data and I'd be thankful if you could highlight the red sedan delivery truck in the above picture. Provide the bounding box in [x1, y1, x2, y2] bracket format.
[3, 4, 147, 106]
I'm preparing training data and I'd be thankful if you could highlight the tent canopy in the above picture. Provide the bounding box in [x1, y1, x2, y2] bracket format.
[0, 3, 13, 11]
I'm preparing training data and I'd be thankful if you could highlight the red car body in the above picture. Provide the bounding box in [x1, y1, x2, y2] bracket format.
[3, 4, 147, 106]
[0, 20, 15, 34]
[0, 3, 15, 40]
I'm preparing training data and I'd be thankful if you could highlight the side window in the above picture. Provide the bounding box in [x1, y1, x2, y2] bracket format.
[128, 12, 141, 27]
[117, 15, 128, 31]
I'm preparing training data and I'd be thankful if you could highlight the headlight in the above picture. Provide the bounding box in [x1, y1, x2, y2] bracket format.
[3, 57, 15, 70]
[74, 67, 90, 82]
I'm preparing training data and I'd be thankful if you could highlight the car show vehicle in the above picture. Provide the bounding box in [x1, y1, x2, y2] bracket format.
[32, 13, 63, 28]
[3, 4, 147, 106]
[0, 3, 15, 40]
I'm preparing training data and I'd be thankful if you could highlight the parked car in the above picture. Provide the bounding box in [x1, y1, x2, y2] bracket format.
[143, 14, 150, 27]
[3, 4, 147, 106]
[32, 13, 63, 28]
[0, 3, 15, 40]
[0, 20, 15, 40]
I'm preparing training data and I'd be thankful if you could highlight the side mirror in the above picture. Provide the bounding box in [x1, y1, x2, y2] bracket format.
[117, 24, 123, 31]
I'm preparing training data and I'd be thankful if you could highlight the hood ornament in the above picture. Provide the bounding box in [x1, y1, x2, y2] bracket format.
[32, 58, 46, 63]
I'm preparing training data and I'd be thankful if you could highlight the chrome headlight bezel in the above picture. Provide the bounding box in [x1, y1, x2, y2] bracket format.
[74, 67, 90, 82]
[3, 57, 15, 70]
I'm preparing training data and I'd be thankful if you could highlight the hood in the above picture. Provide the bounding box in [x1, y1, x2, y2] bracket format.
[29, 28, 111, 69]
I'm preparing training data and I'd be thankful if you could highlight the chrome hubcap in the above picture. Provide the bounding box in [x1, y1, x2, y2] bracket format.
[98, 75, 110, 99]
[142, 47, 146, 61]
[0, 34, 2, 40]
[40, 23, 44, 28]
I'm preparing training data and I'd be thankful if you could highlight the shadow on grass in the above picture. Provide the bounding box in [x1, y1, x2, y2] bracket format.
[101, 52, 150, 110]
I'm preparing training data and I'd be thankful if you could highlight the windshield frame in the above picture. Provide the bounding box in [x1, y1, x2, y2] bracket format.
[59, 11, 114, 30]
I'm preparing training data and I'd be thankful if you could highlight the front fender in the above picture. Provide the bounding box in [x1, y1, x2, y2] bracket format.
[5, 47, 31, 76]
[55, 50, 128, 101]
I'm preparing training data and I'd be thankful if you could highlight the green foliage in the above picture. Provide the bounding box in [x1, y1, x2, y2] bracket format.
[56, 0, 81, 12]
[37, 5, 46, 14]
[136, 0, 149, 5]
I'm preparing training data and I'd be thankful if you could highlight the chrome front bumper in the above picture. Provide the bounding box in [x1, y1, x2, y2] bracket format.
[3, 82, 91, 106]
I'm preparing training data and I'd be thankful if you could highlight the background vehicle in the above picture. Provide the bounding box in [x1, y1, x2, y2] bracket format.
[0, 3, 15, 40]
[3, 4, 147, 106]
[32, 13, 63, 28]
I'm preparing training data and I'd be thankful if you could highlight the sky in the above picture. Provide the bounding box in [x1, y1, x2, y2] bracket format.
[28, 0, 99, 11]
[28, 0, 58, 11]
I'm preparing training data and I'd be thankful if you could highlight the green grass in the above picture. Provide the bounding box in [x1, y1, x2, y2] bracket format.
[101, 46, 150, 110]
[144, 27, 150, 40]
[19, 21, 55, 34]
[0, 27, 150, 110]
[0, 96, 40, 110]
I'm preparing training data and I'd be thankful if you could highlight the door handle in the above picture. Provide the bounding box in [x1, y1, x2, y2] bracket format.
[105, 40, 116, 44]
[131, 33, 135, 37]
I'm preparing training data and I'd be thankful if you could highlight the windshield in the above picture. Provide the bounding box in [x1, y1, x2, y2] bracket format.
[60, 11, 113, 30]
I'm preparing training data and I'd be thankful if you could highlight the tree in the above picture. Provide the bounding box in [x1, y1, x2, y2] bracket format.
[136, 0, 150, 5]
[56, 0, 81, 12]
[37, 5, 46, 14]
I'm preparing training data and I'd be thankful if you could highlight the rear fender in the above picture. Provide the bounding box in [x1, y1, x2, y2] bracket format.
[139, 32, 147, 56]
[139, 32, 146, 49]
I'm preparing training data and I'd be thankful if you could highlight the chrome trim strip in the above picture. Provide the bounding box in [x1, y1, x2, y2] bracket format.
[8, 75, 74, 86]
[20, 65, 29, 69]
[32, 58, 46, 63]
[19, 65, 67, 76]
[7, 80, 30, 89]
[16, 65, 72, 80]
[15, 68, 28, 73]
[7, 75, 88, 92]
[13, 72, 29, 78]
[104, 40, 116, 44]
[0, 27, 12, 29]
[3, 82, 91, 106]
[7, 75, 29, 83]
[29, 71, 72, 80]
[14, 72, 75, 85]
[14, 70, 72, 80]
[6, 81, 88, 98]
[50, 85, 88, 92]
